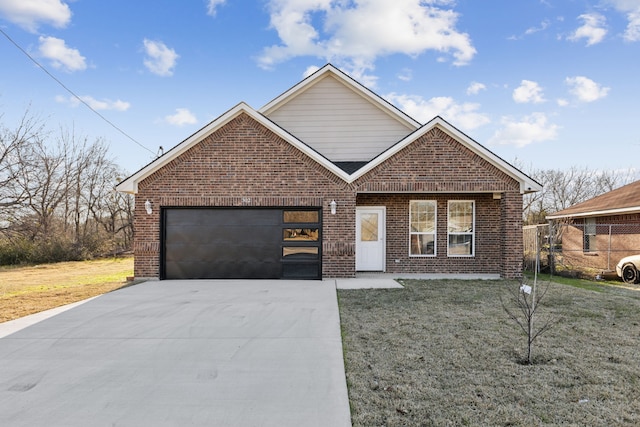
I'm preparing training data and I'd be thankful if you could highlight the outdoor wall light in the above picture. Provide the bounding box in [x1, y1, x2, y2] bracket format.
[330, 200, 337, 215]
[144, 200, 152, 215]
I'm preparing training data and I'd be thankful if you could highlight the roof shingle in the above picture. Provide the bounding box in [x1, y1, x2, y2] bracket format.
[547, 179, 640, 219]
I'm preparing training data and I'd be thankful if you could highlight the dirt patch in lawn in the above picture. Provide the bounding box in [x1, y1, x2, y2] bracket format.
[338, 279, 640, 426]
[0, 257, 134, 322]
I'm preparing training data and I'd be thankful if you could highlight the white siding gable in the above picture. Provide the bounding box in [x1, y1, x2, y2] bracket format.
[264, 75, 415, 162]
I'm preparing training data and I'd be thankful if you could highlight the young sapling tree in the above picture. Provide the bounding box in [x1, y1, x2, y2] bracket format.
[502, 280, 556, 364]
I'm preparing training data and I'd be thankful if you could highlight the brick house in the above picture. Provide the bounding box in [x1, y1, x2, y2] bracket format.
[116, 64, 540, 280]
[546, 180, 640, 271]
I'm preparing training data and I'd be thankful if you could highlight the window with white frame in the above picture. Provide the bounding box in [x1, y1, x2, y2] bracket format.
[583, 218, 596, 252]
[409, 200, 436, 256]
[448, 200, 474, 256]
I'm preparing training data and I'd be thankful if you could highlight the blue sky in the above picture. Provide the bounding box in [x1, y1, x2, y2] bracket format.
[0, 0, 638, 176]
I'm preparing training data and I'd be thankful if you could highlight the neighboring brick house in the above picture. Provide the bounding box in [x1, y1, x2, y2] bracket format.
[546, 180, 640, 271]
[116, 64, 540, 280]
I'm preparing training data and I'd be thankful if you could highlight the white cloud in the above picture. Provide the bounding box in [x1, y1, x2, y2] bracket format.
[38, 36, 86, 72]
[568, 13, 607, 45]
[525, 19, 551, 35]
[606, 0, 640, 41]
[625, 10, 640, 41]
[143, 39, 179, 77]
[206, 0, 227, 17]
[466, 82, 486, 95]
[607, 1, 640, 12]
[397, 68, 413, 82]
[386, 92, 490, 130]
[164, 108, 197, 126]
[303, 65, 321, 78]
[565, 76, 610, 102]
[489, 113, 559, 147]
[0, 0, 71, 32]
[258, 0, 476, 77]
[556, 98, 569, 107]
[56, 95, 130, 111]
[512, 80, 545, 104]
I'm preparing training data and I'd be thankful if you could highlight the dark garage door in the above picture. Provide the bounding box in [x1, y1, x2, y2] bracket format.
[162, 208, 321, 280]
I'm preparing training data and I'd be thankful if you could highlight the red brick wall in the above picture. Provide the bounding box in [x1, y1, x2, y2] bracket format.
[558, 215, 640, 271]
[133, 113, 525, 279]
[135, 113, 355, 278]
[353, 128, 519, 194]
[501, 191, 524, 279]
[353, 127, 523, 278]
[357, 193, 505, 275]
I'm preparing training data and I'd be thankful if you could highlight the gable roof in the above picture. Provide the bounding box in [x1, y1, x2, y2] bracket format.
[547, 179, 640, 219]
[260, 65, 419, 162]
[260, 64, 421, 129]
[116, 65, 542, 195]
[115, 102, 353, 194]
[355, 115, 541, 194]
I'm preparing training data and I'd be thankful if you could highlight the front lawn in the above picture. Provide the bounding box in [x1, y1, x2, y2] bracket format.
[338, 278, 640, 426]
[0, 257, 134, 322]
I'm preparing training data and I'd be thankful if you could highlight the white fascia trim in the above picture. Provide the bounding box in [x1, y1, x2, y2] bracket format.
[115, 102, 351, 194]
[436, 119, 542, 194]
[259, 64, 421, 130]
[259, 65, 333, 114]
[348, 117, 542, 193]
[546, 206, 640, 220]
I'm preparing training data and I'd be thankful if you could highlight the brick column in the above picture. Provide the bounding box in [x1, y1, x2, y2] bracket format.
[501, 191, 524, 279]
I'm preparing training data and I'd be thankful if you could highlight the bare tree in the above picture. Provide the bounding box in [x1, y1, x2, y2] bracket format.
[521, 165, 638, 225]
[55, 127, 131, 256]
[0, 110, 134, 263]
[58, 128, 111, 251]
[502, 280, 557, 364]
[0, 111, 45, 211]
[91, 185, 134, 255]
[8, 133, 67, 239]
[83, 157, 134, 255]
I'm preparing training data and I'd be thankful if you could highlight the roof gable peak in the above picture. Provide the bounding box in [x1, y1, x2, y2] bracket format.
[351, 115, 541, 194]
[260, 63, 421, 129]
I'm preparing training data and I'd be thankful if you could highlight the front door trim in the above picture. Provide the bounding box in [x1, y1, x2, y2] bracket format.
[355, 206, 386, 272]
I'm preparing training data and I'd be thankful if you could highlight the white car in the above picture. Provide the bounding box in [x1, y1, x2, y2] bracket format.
[616, 255, 640, 284]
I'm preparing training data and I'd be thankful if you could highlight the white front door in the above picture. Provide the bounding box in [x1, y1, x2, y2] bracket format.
[356, 207, 386, 271]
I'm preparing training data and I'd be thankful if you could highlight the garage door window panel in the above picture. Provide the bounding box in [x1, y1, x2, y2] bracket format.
[281, 209, 322, 279]
[283, 228, 319, 241]
[283, 247, 319, 258]
[284, 211, 319, 223]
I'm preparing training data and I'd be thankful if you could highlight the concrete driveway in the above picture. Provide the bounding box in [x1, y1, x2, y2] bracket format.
[0, 280, 352, 427]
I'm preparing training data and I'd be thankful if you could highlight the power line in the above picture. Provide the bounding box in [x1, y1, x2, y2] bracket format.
[0, 27, 156, 156]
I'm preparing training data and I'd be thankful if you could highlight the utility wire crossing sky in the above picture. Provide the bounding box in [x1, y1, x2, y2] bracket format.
[0, 0, 638, 175]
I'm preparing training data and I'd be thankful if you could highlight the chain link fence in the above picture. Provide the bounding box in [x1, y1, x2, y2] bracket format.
[523, 222, 640, 278]
[523, 224, 549, 273]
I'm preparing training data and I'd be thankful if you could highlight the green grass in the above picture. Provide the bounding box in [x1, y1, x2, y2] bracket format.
[524, 271, 627, 292]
